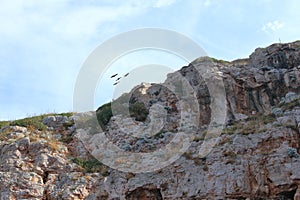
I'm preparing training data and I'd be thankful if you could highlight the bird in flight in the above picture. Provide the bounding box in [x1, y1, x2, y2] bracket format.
[124, 73, 129, 77]
[116, 77, 121, 81]
[113, 82, 119, 85]
[110, 73, 118, 78]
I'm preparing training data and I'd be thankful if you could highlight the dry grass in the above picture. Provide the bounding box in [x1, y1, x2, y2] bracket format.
[0, 128, 10, 140]
[47, 139, 60, 151]
[0, 121, 10, 129]
[71, 157, 109, 176]
[222, 115, 276, 135]
[280, 99, 300, 111]
[0, 112, 73, 131]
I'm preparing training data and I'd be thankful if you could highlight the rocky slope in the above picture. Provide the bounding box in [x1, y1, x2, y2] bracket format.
[0, 41, 300, 199]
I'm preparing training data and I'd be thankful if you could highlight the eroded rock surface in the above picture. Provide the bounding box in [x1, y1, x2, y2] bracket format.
[0, 41, 299, 199]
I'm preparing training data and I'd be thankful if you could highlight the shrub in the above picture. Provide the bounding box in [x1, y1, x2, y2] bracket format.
[0, 121, 10, 129]
[96, 95, 130, 130]
[96, 102, 113, 130]
[96, 96, 149, 128]
[129, 102, 149, 122]
[195, 56, 230, 64]
[154, 130, 165, 139]
[0, 112, 74, 131]
[10, 116, 47, 131]
[0, 128, 10, 140]
[281, 99, 300, 111]
[287, 148, 299, 158]
[222, 114, 276, 135]
[71, 157, 108, 175]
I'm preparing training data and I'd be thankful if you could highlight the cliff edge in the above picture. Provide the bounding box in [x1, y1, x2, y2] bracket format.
[0, 41, 300, 199]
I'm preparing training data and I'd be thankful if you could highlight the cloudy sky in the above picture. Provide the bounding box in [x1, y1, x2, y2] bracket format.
[0, 0, 299, 120]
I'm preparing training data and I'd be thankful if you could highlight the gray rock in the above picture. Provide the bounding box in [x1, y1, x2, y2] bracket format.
[272, 107, 283, 116]
[277, 116, 297, 128]
[42, 115, 69, 128]
[285, 92, 298, 103]
[1, 41, 300, 199]
[7, 132, 25, 139]
[1, 126, 27, 133]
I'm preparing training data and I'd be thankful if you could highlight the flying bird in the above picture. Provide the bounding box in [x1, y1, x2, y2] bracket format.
[116, 77, 121, 81]
[124, 73, 129, 77]
[110, 73, 118, 78]
[113, 82, 119, 85]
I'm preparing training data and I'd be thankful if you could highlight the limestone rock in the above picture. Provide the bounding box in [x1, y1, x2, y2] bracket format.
[0, 41, 299, 199]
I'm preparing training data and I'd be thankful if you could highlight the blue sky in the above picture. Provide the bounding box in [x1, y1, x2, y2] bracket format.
[0, 0, 299, 120]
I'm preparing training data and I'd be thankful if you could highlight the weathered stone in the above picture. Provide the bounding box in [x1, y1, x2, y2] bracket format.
[277, 116, 297, 128]
[272, 107, 283, 116]
[0, 41, 300, 200]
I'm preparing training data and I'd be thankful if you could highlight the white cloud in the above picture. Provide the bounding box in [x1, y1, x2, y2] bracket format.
[1, 0, 298, 120]
[201, 0, 222, 7]
[203, 0, 212, 6]
[262, 20, 284, 33]
[0, 1, 150, 120]
[0, 0, 181, 41]
[0, 1, 145, 41]
[52, 5, 141, 40]
[154, 0, 177, 8]
[0, 0, 185, 120]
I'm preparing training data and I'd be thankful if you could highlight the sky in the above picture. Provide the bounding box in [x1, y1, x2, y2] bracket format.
[0, 0, 299, 120]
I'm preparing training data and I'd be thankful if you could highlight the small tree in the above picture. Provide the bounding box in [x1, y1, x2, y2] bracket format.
[129, 102, 149, 122]
[96, 102, 112, 130]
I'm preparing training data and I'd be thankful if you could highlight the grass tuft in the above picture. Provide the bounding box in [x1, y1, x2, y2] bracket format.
[0, 112, 74, 131]
[222, 114, 276, 135]
[71, 157, 109, 176]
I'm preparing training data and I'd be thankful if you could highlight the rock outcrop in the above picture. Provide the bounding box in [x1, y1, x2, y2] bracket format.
[0, 41, 299, 199]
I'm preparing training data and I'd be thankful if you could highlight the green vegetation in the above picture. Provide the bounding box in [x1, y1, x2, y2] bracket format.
[208, 57, 230, 64]
[222, 114, 276, 135]
[96, 102, 113, 130]
[0, 112, 73, 131]
[10, 116, 48, 131]
[129, 102, 149, 122]
[71, 157, 109, 175]
[231, 58, 248, 65]
[0, 121, 10, 129]
[96, 93, 134, 130]
[0, 128, 10, 140]
[195, 56, 230, 64]
[154, 130, 165, 139]
[294, 40, 300, 49]
[280, 99, 300, 111]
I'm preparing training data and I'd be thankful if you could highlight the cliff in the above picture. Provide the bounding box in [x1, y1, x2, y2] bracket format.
[0, 41, 299, 199]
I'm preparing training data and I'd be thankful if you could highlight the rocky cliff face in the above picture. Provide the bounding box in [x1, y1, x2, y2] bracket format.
[0, 41, 300, 199]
